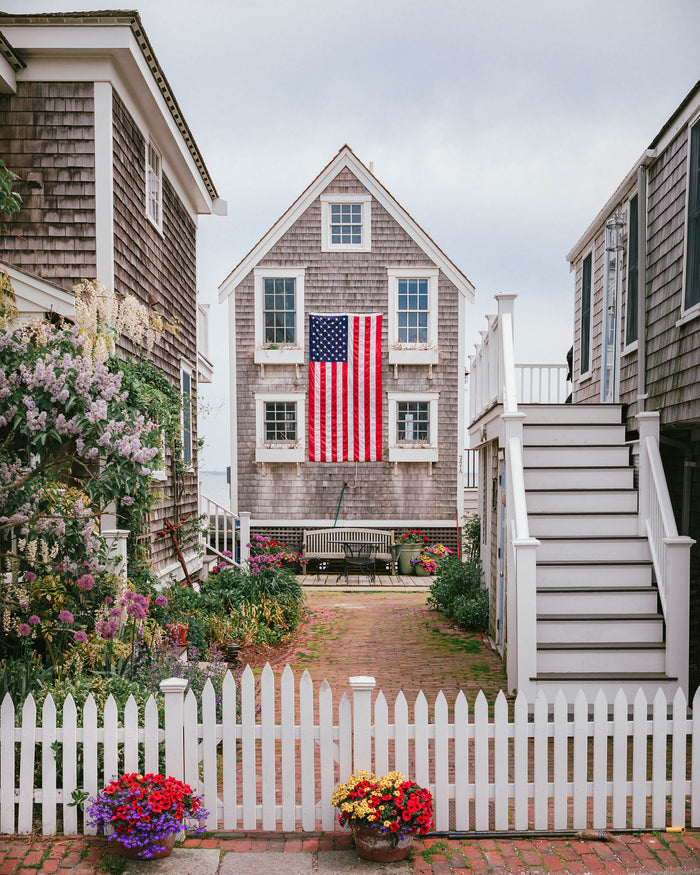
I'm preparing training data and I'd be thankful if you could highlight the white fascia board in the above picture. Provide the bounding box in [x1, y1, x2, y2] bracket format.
[10, 25, 213, 218]
[219, 149, 475, 304]
[3, 262, 75, 317]
[0, 52, 17, 92]
[252, 518, 457, 528]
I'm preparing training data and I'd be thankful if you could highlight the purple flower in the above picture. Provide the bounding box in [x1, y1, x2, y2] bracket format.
[73, 630, 88, 643]
[110, 607, 122, 618]
[28, 615, 40, 625]
[120, 495, 135, 507]
[76, 573, 95, 591]
[24, 571, 37, 581]
[96, 619, 119, 640]
[154, 594, 168, 607]
[17, 623, 31, 637]
[126, 602, 147, 620]
[58, 610, 74, 624]
[104, 596, 113, 604]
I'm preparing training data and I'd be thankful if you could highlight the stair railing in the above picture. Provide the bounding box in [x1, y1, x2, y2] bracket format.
[637, 413, 694, 693]
[199, 492, 250, 568]
[498, 295, 540, 697]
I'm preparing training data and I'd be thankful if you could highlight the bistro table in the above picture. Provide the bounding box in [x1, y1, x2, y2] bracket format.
[337, 541, 381, 584]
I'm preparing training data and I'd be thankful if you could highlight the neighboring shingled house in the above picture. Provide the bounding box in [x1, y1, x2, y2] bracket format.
[0, 10, 225, 581]
[218, 146, 474, 550]
[567, 79, 700, 691]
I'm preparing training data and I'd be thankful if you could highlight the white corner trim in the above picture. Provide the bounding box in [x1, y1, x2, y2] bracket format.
[93, 81, 114, 290]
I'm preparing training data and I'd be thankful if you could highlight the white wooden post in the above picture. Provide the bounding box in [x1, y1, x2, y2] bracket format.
[636, 412, 659, 537]
[485, 315, 497, 406]
[160, 677, 187, 780]
[101, 528, 129, 578]
[496, 294, 517, 405]
[468, 354, 476, 424]
[665, 538, 692, 694]
[239, 511, 251, 565]
[349, 676, 375, 773]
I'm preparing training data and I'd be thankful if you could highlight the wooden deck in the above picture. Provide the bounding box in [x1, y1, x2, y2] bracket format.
[297, 572, 433, 589]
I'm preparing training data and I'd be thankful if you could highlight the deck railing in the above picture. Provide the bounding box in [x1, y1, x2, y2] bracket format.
[515, 363, 569, 404]
[637, 413, 694, 691]
[199, 492, 250, 567]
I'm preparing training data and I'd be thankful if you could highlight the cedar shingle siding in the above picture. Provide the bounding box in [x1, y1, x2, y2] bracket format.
[112, 92, 199, 573]
[236, 168, 461, 522]
[0, 81, 96, 284]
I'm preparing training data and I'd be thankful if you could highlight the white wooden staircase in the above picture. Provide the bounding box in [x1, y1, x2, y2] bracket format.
[521, 403, 673, 698]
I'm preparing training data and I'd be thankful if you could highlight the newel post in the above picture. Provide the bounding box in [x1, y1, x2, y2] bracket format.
[636, 412, 660, 537]
[160, 677, 188, 780]
[349, 675, 376, 773]
[239, 511, 251, 565]
[664, 538, 693, 694]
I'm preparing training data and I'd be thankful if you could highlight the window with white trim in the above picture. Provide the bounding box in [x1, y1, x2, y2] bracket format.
[387, 267, 438, 364]
[145, 139, 162, 229]
[180, 362, 194, 467]
[255, 393, 305, 462]
[685, 118, 700, 313]
[388, 392, 439, 462]
[254, 268, 305, 364]
[321, 194, 371, 252]
[579, 251, 593, 377]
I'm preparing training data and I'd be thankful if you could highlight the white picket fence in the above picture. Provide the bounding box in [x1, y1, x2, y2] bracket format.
[2, 667, 700, 836]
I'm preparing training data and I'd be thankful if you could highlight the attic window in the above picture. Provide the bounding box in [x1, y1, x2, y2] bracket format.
[321, 194, 371, 252]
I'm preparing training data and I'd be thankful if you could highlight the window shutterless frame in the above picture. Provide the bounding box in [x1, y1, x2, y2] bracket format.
[387, 267, 439, 364]
[625, 194, 639, 346]
[180, 361, 194, 468]
[145, 138, 162, 230]
[684, 119, 700, 312]
[255, 393, 305, 462]
[253, 268, 305, 364]
[320, 194, 371, 252]
[579, 251, 593, 377]
[387, 392, 439, 462]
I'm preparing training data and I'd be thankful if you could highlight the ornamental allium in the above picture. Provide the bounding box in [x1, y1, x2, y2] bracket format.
[73, 630, 88, 643]
[28, 615, 40, 625]
[17, 623, 31, 637]
[24, 571, 37, 581]
[58, 610, 74, 624]
[76, 573, 95, 591]
[154, 594, 168, 607]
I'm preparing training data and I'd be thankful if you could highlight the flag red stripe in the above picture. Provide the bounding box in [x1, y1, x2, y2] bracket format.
[331, 364, 338, 461]
[353, 317, 360, 461]
[375, 314, 382, 458]
[342, 361, 348, 461]
[319, 364, 326, 461]
[308, 364, 315, 460]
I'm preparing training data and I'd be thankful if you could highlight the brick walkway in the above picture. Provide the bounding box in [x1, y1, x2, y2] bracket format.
[3, 831, 700, 873]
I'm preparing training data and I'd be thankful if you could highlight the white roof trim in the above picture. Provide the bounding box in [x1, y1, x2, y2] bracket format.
[2, 262, 75, 317]
[218, 146, 475, 303]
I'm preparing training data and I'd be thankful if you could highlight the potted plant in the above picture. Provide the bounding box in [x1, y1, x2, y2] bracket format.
[412, 543, 453, 576]
[332, 769, 433, 862]
[397, 529, 428, 575]
[85, 772, 208, 860]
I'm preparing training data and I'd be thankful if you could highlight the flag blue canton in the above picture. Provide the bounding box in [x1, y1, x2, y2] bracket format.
[309, 314, 348, 362]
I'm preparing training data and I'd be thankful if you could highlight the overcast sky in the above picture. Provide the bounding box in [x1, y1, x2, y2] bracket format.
[5, 0, 700, 470]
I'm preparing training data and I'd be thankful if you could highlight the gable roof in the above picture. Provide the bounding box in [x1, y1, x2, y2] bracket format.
[218, 145, 475, 303]
[0, 9, 218, 202]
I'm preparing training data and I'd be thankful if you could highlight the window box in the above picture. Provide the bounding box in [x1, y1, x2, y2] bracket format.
[387, 392, 439, 462]
[387, 268, 439, 365]
[321, 194, 372, 252]
[253, 268, 305, 364]
[255, 393, 305, 462]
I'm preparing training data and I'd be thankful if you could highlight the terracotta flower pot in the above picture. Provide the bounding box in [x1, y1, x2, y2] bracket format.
[352, 824, 414, 862]
[113, 832, 176, 860]
[165, 623, 188, 646]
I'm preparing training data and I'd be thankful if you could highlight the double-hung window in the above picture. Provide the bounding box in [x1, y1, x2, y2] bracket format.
[388, 392, 439, 462]
[580, 252, 593, 376]
[180, 361, 194, 468]
[255, 393, 305, 462]
[387, 267, 439, 364]
[254, 268, 305, 364]
[321, 194, 371, 252]
[685, 119, 700, 313]
[145, 139, 162, 229]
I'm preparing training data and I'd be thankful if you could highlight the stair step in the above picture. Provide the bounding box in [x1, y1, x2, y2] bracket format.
[525, 467, 634, 489]
[536, 561, 653, 588]
[537, 642, 666, 673]
[526, 489, 638, 514]
[536, 536, 650, 562]
[520, 403, 623, 425]
[537, 586, 658, 614]
[523, 445, 631, 468]
[524, 424, 627, 446]
[537, 614, 664, 643]
[529, 513, 639, 537]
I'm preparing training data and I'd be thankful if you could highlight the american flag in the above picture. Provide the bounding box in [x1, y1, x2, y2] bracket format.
[308, 313, 383, 462]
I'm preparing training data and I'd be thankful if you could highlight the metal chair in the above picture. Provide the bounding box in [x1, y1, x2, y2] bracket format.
[384, 543, 401, 577]
[341, 542, 376, 584]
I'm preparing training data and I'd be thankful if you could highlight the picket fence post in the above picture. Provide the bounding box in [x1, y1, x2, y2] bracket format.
[160, 677, 188, 781]
[349, 676, 375, 773]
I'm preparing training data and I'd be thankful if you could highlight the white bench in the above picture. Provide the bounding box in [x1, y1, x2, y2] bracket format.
[303, 528, 396, 577]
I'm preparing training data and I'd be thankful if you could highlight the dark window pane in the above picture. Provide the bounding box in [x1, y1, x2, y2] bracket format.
[581, 253, 592, 374]
[626, 194, 639, 345]
[686, 122, 700, 309]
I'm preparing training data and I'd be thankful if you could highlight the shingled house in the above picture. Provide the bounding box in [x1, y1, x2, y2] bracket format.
[0, 10, 224, 581]
[218, 146, 474, 550]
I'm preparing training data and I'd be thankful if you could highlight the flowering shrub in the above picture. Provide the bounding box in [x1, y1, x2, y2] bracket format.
[247, 533, 306, 575]
[399, 529, 428, 545]
[85, 772, 208, 859]
[332, 770, 433, 845]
